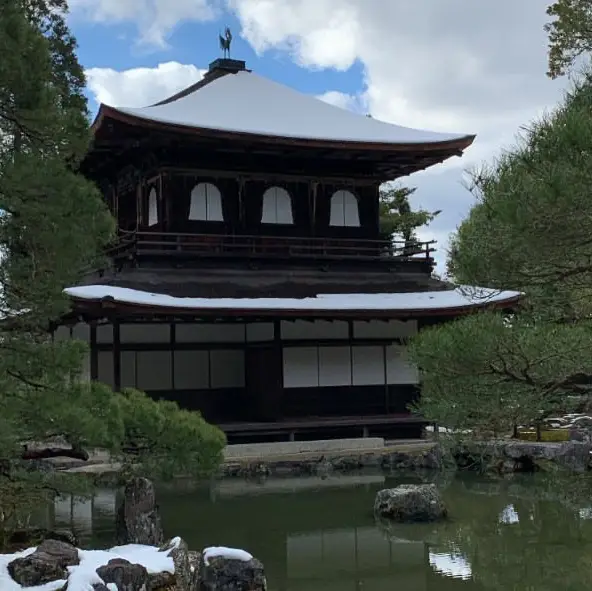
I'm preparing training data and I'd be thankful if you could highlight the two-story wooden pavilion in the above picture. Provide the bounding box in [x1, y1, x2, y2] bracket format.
[56, 58, 520, 442]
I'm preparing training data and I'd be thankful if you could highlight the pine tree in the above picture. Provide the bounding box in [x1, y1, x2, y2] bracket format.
[378, 185, 440, 252]
[0, 1, 225, 546]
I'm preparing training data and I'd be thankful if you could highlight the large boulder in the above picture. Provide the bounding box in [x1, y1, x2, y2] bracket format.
[96, 558, 149, 591]
[374, 484, 447, 522]
[8, 539, 79, 587]
[116, 477, 164, 546]
[150, 537, 194, 591]
[199, 547, 266, 591]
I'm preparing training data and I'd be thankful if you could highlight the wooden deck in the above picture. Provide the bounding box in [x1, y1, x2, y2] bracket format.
[218, 414, 429, 444]
[109, 230, 435, 264]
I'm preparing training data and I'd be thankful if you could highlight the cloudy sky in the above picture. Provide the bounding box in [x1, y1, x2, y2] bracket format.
[68, 0, 570, 270]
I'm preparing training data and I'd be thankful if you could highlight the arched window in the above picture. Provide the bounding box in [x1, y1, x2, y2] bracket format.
[189, 183, 224, 221]
[147, 187, 158, 226]
[329, 190, 360, 227]
[261, 186, 293, 224]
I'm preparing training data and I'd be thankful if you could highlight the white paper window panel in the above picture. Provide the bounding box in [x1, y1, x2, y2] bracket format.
[173, 350, 210, 390]
[120, 351, 137, 389]
[136, 351, 172, 391]
[318, 346, 352, 386]
[175, 323, 245, 343]
[261, 186, 293, 224]
[54, 326, 70, 341]
[148, 188, 158, 226]
[386, 345, 419, 384]
[189, 183, 224, 221]
[119, 323, 170, 344]
[329, 190, 360, 227]
[210, 350, 245, 388]
[281, 320, 348, 340]
[72, 323, 90, 342]
[245, 322, 274, 342]
[283, 347, 319, 388]
[353, 319, 418, 339]
[97, 351, 114, 389]
[352, 346, 385, 385]
[95, 323, 113, 344]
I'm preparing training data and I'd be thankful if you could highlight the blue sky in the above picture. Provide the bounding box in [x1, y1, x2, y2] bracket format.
[68, 0, 569, 272]
[71, 12, 367, 119]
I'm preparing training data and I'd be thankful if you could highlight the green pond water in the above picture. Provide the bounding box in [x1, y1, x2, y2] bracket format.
[47, 471, 592, 590]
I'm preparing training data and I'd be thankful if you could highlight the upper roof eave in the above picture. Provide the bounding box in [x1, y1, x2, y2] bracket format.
[91, 103, 476, 155]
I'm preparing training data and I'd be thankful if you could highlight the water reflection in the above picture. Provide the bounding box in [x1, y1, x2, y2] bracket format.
[43, 472, 592, 590]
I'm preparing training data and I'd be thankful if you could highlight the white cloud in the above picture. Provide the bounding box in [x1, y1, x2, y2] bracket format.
[316, 90, 366, 113]
[69, 0, 217, 48]
[86, 62, 205, 107]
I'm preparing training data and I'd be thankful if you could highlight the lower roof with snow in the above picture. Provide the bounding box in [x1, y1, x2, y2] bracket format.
[64, 285, 521, 318]
[93, 67, 475, 151]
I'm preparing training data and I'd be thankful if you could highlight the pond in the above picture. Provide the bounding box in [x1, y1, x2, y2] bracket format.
[45, 471, 592, 590]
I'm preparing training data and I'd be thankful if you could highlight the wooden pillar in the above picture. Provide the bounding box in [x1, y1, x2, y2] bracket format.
[89, 323, 98, 381]
[112, 320, 121, 392]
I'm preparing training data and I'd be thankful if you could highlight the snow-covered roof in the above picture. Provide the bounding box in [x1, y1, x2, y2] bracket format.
[64, 285, 521, 316]
[100, 70, 473, 147]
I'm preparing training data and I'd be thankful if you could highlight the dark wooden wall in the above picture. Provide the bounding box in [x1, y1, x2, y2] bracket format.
[111, 169, 381, 240]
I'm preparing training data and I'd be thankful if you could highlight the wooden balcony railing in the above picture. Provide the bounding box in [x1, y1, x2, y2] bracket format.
[107, 230, 436, 263]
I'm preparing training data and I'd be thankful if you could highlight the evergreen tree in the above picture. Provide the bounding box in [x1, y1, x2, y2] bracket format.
[378, 185, 440, 251]
[545, 0, 592, 78]
[0, 1, 224, 545]
[409, 73, 592, 437]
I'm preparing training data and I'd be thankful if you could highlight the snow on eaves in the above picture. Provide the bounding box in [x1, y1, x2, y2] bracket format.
[63, 285, 521, 313]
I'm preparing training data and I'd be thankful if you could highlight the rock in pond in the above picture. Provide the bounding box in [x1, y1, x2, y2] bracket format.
[7, 538, 80, 587]
[116, 476, 164, 546]
[199, 546, 266, 591]
[374, 483, 447, 522]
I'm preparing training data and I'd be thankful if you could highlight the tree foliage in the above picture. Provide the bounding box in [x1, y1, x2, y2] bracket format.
[378, 185, 440, 245]
[410, 72, 592, 435]
[0, 0, 225, 544]
[545, 0, 592, 78]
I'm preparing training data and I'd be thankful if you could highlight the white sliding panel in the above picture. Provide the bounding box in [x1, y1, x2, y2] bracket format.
[386, 345, 419, 384]
[173, 350, 210, 389]
[281, 320, 348, 340]
[119, 324, 170, 344]
[283, 347, 319, 387]
[353, 319, 417, 340]
[352, 346, 385, 386]
[135, 351, 172, 390]
[97, 351, 114, 388]
[318, 347, 352, 386]
[120, 351, 137, 389]
[175, 323, 245, 343]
